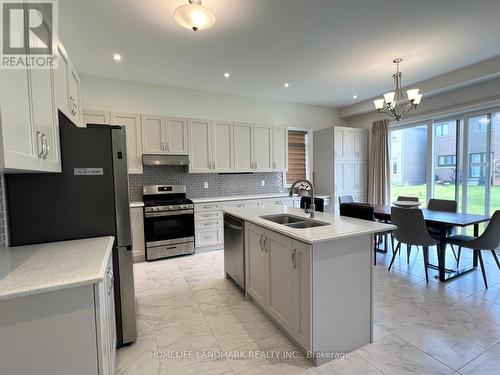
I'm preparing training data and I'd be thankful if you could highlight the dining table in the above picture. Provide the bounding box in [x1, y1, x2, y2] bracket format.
[372, 204, 491, 282]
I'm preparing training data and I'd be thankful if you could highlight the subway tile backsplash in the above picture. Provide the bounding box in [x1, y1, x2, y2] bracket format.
[129, 166, 286, 202]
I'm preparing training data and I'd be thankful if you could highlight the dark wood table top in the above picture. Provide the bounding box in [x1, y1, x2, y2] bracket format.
[372, 204, 491, 227]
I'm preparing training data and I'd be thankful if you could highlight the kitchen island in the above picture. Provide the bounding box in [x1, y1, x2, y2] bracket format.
[222, 206, 394, 366]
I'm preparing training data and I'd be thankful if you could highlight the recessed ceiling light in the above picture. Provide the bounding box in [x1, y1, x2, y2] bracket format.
[353, 95, 358, 99]
[224, 72, 230, 78]
[284, 82, 290, 88]
[113, 53, 121, 62]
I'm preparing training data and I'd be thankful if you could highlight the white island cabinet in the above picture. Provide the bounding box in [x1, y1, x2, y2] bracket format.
[0, 237, 117, 375]
[226, 206, 394, 366]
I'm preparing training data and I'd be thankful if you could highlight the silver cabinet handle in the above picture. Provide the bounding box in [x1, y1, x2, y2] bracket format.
[273, 161, 276, 169]
[259, 234, 264, 250]
[255, 161, 258, 170]
[42, 134, 49, 159]
[263, 236, 268, 252]
[166, 141, 170, 151]
[208, 160, 211, 169]
[36, 131, 43, 158]
[292, 249, 297, 269]
[213, 161, 215, 170]
[161, 142, 165, 151]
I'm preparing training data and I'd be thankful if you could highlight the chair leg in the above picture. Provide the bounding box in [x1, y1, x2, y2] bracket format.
[491, 250, 500, 270]
[407, 245, 412, 264]
[477, 250, 488, 289]
[423, 246, 429, 283]
[450, 244, 457, 261]
[388, 242, 401, 271]
[390, 233, 395, 253]
[457, 246, 462, 268]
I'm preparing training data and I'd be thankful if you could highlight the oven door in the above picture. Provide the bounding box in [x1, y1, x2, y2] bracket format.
[144, 209, 194, 247]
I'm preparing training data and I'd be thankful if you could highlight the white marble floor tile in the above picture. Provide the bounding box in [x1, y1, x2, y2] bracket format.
[458, 349, 500, 375]
[307, 353, 383, 374]
[452, 296, 500, 326]
[473, 284, 500, 305]
[116, 335, 160, 375]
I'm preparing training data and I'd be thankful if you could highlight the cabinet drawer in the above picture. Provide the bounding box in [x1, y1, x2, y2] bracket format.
[195, 219, 221, 229]
[222, 200, 246, 210]
[195, 227, 223, 247]
[195, 211, 222, 221]
[195, 202, 222, 211]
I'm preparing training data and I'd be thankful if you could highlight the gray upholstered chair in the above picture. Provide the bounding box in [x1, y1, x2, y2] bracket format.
[389, 207, 438, 282]
[426, 198, 459, 260]
[338, 195, 354, 206]
[446, 210, 500, 288]
[396, 196, 419, 202]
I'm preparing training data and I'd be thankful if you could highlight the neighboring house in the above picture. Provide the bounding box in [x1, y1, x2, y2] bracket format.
[391, 126, 427, 186]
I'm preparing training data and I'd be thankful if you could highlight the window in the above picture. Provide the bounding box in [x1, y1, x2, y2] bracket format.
[392, 161, 399, 175]
[286, 130, 308, 184]
[435, 123, 449, 137]
[437, 155, 456, 167]
[469, 152, 486, 179]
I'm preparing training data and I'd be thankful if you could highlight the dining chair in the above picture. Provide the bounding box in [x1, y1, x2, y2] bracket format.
[396, 196, 419, 202]
[340, 202, 392, 266]
[300, 197, 324, 212]
[446, 210, 500, 288]
[389, 207, 438, 282]
[426, 198, 459, 261]
[338, 195, 354, 206]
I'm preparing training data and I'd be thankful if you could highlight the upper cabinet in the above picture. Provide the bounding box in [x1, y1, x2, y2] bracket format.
[83, 110, 111, 125]
[234, 122, 254, 172]
[254, 124, 273, 172]
[211, 121, 234, 173]
[344, 128, 367, 160]
[111, 113, 143, 174]
[54, 43, 82, 127]
[272, 126, 288, 172]
[142, 116, 188, 155]
[334, 128, 345, 160]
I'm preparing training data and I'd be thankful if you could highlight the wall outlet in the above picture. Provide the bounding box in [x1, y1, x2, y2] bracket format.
[204, 182, 209, 189]
[261, 180, 265, 187]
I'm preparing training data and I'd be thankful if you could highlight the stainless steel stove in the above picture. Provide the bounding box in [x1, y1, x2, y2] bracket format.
[143, 185, 195, 261]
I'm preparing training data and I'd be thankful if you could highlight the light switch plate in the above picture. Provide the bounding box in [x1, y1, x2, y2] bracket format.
[261, 180, 265, 187]
[204, 182, 209, 189]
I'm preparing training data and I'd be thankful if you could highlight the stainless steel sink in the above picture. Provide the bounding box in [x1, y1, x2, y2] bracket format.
[260, 214, 329, 228]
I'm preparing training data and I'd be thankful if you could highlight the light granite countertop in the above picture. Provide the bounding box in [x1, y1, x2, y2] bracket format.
[0, 236, 114, 301]
[191, 193, 331, 204]
[223, 206, 394, 244]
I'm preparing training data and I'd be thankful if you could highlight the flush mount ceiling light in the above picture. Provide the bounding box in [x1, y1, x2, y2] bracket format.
[113, 53, 121, 61]
[373, 58, 422, 122]
[174, 0, 216, 32]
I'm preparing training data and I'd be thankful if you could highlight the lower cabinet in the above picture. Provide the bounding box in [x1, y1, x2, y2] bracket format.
[245, 222, 311, 351]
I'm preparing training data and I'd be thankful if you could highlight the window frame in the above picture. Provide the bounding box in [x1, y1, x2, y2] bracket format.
[283, 127, 312, 188]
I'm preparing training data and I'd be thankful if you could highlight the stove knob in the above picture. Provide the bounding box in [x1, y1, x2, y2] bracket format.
[154, 207, 160, 212]
[169, 205, 173, 210]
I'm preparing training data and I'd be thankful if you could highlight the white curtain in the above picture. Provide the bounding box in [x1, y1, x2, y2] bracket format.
[368, 119, 390, 205]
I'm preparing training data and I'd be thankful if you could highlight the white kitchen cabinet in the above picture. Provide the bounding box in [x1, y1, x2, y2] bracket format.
[344, 160, 357, 192]
[272, 126, 288, 172]
[189, 119, 213, 173]
[130, 207, 145, 262]
[194, 202, 223, 249]
[67, 62, 82, 126]
[254, 124, 273, 172]
[141, 115, 165, 154]
[292, 240, 311, 350]
[212, 121, 234, 172]
[344, 129, 357, 160]
[262, 197, 294, 207]
[111, 113, 143, 174]
[266, 230, 294, 331]
[83, 110, 111, 125]
[356, 161, 367, 191]
[334, 161, 345, 194]
[142, 116, 188, 155]
[234, 122, 254, 172]
[245, 223, 311, 350]
[334, 127, 345, 160]
[356, 131, 368, 160]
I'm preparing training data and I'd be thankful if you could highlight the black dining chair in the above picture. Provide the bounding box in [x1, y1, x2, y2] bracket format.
[389, 207, 438, 283]
[446, 210, 500, 288]
[340, 202, 392, 266]
[426, 198, 459, 261]
[396, 196, 419, 202]
[300, 197, 324, 212]
[338, 195, 354, 206]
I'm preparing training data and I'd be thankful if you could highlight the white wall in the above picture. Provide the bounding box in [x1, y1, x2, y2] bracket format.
[80, 75, 344, 130]
[342, 77, 500, 130]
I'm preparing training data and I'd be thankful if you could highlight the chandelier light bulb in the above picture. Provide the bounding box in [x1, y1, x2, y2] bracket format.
[174, 0, 216, 32]
[407, 88, 420, 101]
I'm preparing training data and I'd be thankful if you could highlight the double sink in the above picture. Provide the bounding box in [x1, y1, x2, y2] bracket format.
[260, 214, 329, 229]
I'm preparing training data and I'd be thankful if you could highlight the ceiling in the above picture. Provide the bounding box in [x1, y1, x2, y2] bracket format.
[59, 0, 500, 108]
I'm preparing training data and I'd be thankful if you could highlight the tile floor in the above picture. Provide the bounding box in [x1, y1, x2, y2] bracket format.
[117, 246, 500, 375]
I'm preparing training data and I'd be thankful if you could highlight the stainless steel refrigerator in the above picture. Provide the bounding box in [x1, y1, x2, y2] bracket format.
[6, 111, 137, 347]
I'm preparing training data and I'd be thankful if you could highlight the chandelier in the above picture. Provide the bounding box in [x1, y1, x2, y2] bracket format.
[373, 58, 422, 121]
[174, 0, 216, 32]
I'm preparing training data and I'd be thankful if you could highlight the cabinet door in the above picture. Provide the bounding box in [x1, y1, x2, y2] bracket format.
[111, 113, 143, 174]
[356, 131, 368, 160]
[334, 128, 344, 160]
[245, 200, 262, 208]
[234, 122, 254, 172]
[166, 117, 188, 154]
[83, 110, 110, 125]
[344, 129, 357, 160]
[266, 231, 293, 331]
[272, 127, 288, 171]
[141, 115, 165, 154]
[53, 43, 70, 118]
[356, 161, 367, 192]
[68, 63, 82, 126]
[189, 119, 212, 173]
[344, 161, 357, 192]
[245, 224, 267, 307]
[212, 121, 234, 172]
[195, 225, 223, 247]
[292, 240, 311, 350]
[30, 65, 60, 171]
[334, 161, 345, 194]
[254, 124, 273, 172]
[130, 207, 145, 262]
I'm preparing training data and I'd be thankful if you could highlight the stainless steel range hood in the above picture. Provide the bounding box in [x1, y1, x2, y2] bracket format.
[142, 154, 189, 166]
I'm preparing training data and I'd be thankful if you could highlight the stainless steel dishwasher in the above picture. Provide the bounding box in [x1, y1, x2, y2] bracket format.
[223, 213, 245, 290]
